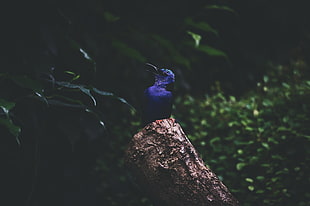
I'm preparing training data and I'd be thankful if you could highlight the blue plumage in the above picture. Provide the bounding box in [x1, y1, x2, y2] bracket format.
[142, 64, 175, 125]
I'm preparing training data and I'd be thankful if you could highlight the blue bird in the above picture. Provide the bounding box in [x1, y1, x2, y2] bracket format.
[142, 63, 175, 126]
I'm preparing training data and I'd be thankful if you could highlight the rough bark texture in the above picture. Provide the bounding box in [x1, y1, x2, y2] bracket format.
[125, 119, 239, 206]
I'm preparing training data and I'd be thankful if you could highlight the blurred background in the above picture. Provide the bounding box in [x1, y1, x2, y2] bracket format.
[1, 0, 309, 205]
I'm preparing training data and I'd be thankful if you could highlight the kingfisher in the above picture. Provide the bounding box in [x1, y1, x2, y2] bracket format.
[142, 63, 175, 126]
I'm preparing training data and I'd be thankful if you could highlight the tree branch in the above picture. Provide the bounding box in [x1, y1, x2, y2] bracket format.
[125, 119, 239, 206]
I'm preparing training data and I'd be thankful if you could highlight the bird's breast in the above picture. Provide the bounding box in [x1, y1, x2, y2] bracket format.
[146, 86, 172, 101]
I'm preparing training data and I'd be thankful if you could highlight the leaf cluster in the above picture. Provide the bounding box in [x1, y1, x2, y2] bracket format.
[175, 60, 310, 205]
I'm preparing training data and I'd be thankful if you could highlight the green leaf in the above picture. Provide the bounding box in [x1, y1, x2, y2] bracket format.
[237, 149, 243, 154]
[2, 75, 47, 103]
[268, 137, 279, 144]
[78, 87, 96, 106]
[196, 44, 228, 58]
[271, 177, 279, 182]
[92, 87, 135, 111]
[282, 82, 290, 89]
[0, 118, 21, 145]
[229, 96, 236, 102]
[187, 31, 201, 47]
[67, 39, 96, 72]
[49, 94, 84, 105]
[236, 162, 246, 171]
[236, 140, 255, 145]
[64, 71, 76, 75]
[277, 126, 289, 132]
[103, 11, 120, 22]
[209, 137, 221, 146]
[262, 99, 273, 107]
[256, 176, 265, 180]
[248, 185, 255, 191]
[92, 88, 114, 96]
[245, 126, 254, 131]
[54, 81, 97, 106]
[11, 75, 44, 94]
[0, 99, 16, 116]
[80, 48, 93, 61]
[205, 5, 237, 14]
[65, 71, 80, 81]
[0, 98, 20, 145]
[112, 40, 146, 62]
[185, 18, 218, 36]
[228, 121, 240, 127]
[261, 142, 270, 149]
[253, 109, 264, 116]
[47, 99, 86, 109]
[258, 127, 264, 133]
[245, 178, 254, 183]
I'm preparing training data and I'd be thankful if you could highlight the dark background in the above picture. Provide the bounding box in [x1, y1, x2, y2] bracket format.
[1, 0, 309, 205]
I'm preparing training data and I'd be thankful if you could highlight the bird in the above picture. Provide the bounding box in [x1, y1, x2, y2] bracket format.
[142, 63, 175, 126]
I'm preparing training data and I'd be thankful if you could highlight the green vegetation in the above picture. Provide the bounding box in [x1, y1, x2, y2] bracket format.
[175, 61, 310, 205]
[95, 61, 310, 206]
[1, 0, 310, 205]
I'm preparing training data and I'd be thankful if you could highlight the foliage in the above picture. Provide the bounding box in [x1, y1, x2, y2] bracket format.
[175, 60, 310, 205]
[0, 72, 133, 144]
[93, 60, 310, 206]
[1, 0, 234, 142]
[1, 0, 235, 205]
[0, 98, 21, 144]
[1, 0, 310, 205]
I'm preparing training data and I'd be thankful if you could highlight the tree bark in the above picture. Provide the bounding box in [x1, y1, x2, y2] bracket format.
[125, 119, 239, 206]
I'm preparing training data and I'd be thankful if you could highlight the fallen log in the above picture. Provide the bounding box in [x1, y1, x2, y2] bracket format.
[125, 119, 239, 206]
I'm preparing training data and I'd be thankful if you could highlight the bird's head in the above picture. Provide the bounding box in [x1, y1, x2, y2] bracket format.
[146, 63, 175, 88]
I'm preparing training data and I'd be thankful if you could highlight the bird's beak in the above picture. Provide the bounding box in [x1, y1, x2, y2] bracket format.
[146, 63, 159, 74]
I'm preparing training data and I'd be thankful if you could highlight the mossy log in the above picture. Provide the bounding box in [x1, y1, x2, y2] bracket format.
[125, 119, 239, 206]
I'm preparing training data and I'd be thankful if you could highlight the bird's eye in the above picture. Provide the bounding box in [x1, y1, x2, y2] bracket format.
[161, 70, 169, 76]
[159, 70, 167, 76]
